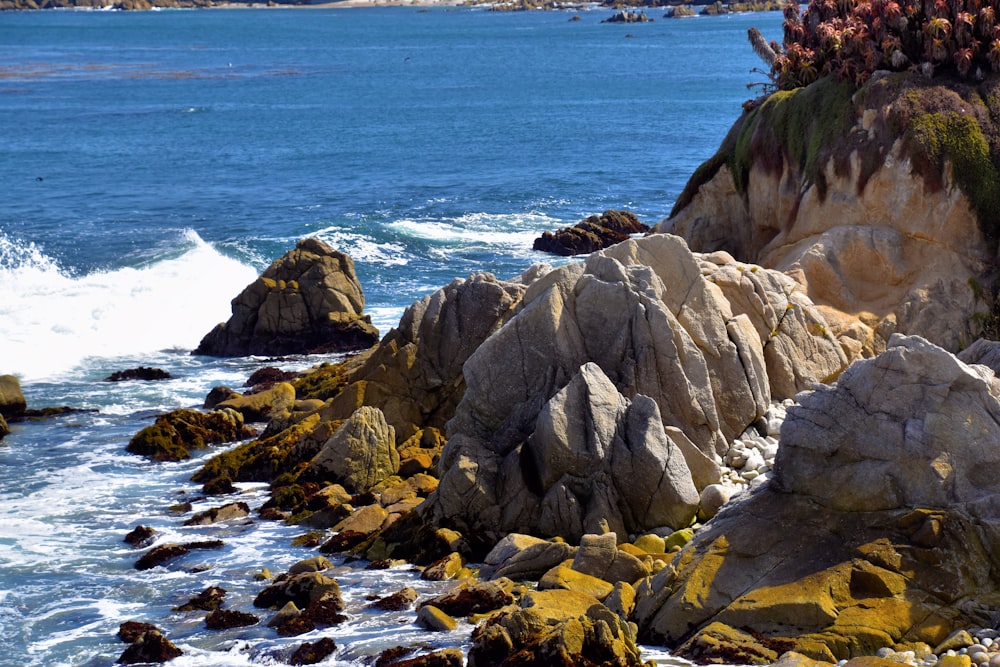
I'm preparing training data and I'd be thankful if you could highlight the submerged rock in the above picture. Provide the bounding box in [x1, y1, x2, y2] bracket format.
[194, 238, 379, 357]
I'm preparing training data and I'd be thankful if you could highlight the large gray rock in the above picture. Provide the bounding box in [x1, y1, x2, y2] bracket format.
[194, 238, 379, 357]
[307, 406, 398, 493]
[775, 334, 1000, 513]
[633, 335, 1000, 662]
[313, 271, 528, 445]
[431, 234, 840, 545]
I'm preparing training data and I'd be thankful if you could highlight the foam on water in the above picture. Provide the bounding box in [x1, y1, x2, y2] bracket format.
[0, 230, 258, 382]
[388, 211, 554, 249]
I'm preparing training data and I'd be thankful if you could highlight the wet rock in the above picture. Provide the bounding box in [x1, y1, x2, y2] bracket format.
[116, 624, 182, 664]
[416, 604, 458, 632]
[287, 556, 331, 574]
[533, 210, 650, 256]
[173, 586, 227, 612]
[419, 579, 514, 617]
[245, 366, 299, 389]
[253, 571, 343, 611]
[194, 238, 378, 357]
[204, 608, 259, 630]
[370, 587, 419, 611]
[289, 637, 337, 665]
[126, 408, 255, 462]
[421, 552, 467, 581]
[0, 375, 26, 420]
[123, 525, 157, 548]
[134, 540, 224, 570]
[377, 649, 465, 667]
[204, 385, 241, 409]
[105, 366, 172, 382]
[183, 501, 250, 526]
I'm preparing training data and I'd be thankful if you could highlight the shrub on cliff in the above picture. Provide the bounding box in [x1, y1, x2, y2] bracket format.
[760, 0, 1000, 90]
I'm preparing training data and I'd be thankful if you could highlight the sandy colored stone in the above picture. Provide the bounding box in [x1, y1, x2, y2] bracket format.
[538, 565, 614, 601]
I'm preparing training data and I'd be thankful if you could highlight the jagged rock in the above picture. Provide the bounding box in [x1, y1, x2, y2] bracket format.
[633, 335, 1000, 661]
[418, 579, 513, 617]
[307, 406, 398, 493]
[0, 375, 26, 420]
[479, 533, 576, 581]
[253, 571, 343, 611]
[216, 382, 296, 423]
[134, 540, 224, 570]
[698, 252, 847, 399]
[369, 587, 418, 611]
[570, 532, 649, 584]
[289, 637, 337, 665]
[660, 75, 995, 354]
[183, 501, 250, 526]
[468, 589, 646, 667]
[126, 408, 254, 462]
[194, 237, 379, 357]
[377, 649, 464, 667]
[116, 625, 182, 664]
[306, 271, 527, 444]
[173, 586, 226, 612]
[957, 338, 1000, 376]
[533, 210, 650, 256]
[432, 234, 843, 546]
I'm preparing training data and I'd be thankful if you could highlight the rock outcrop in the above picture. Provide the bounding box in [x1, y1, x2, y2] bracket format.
[126, 408, 255, 462]
[657, 75, 997, 354]
[430, 234, 845, 547]
[194, 238, 379, 357]
[306, 405, 399, 493]
[533, 210, 650, 256]
[633, 335, 1000, 662]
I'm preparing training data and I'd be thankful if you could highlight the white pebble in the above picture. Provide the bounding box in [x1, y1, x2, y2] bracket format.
[741, 469, 760, 481]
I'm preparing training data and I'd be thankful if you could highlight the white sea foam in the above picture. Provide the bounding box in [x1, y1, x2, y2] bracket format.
[312, 227, 409, 267]
[388, 211, 554, 249]
[0, 230, 258, 382]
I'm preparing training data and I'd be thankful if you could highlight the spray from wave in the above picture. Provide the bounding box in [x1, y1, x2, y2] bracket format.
[0, 230, 258, 381]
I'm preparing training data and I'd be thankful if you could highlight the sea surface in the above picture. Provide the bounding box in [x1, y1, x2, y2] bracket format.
[0, 7, 781, 666]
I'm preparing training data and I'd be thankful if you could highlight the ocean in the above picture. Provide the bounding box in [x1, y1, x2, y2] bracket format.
[0, 6, 781, 666]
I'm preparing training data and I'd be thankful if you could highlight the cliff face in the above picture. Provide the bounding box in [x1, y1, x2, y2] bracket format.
[658, 74, 1000, 355]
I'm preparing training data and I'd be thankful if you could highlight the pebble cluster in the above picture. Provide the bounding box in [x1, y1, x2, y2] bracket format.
[872, 629, 1000, 667]
[720, 399, 792, 489]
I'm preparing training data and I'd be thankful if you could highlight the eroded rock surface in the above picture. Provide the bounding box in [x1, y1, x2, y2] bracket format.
[633, 335, 1000, 662]
[194, 238, 378, 356]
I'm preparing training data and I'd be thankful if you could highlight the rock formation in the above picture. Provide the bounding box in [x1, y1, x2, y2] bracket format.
[430, 233, 845, 547]
[533, 210, 650, 256]
[0, 374, 26, 421]
[194, 238, 379, 357]
[657, 75, 998, 354]
[633, 335, 1000, 662]
[306, 405, 399, 493]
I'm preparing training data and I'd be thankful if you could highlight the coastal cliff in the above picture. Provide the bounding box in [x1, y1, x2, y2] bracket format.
[657, 73, 1000, 356]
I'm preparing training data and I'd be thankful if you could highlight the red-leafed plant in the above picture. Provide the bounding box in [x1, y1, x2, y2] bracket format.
[760, 0, 1000, 89]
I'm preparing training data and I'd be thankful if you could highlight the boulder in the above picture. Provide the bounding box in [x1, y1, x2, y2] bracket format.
[182, 501, 250, 526]
[105, 366, 172, 382]
[116, 626, 182, 664]
[289, 637, 337, 665]
[431, 234, 843, 547]
[216, 382, 296, 423]
[479, 533, 577, 581]
[467, 589, 646, 667]
[307, 406, 399, 493]
[418, 579, 514, 617]
[0, 414, 8, 440]
[659, 75, 995, 354]
[633, 335, 1000, 661]
[0, 375, 26, 420]
[533, 210, 650, 256]
[193, 237, 379, 357]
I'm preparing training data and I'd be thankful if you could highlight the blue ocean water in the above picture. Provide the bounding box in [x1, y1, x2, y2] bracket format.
[0, 7, 781, 666]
